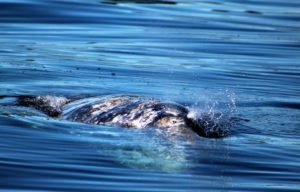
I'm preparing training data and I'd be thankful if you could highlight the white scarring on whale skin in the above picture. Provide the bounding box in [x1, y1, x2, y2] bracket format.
[16, 95, 231, 138]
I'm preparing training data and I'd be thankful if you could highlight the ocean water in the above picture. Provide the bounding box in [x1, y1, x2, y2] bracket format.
[0, 0, 300, 191]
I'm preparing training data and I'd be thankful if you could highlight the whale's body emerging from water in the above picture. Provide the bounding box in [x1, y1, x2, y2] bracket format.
[15, 95, 231, 138]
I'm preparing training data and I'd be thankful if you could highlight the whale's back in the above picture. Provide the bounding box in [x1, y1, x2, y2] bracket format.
[62, 95, 189, 129]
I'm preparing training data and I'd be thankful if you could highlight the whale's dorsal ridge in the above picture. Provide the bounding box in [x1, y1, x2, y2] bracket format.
[8, 94, 236, 138]
[17, 95, 70, 117]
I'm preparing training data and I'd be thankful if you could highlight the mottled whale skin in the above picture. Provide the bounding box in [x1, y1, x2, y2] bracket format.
[17, 95, 229, 138]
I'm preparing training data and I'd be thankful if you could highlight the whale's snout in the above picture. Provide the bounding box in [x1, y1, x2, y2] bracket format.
[186, 112, 230, 138]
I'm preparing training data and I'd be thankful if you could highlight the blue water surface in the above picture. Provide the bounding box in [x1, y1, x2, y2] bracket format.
[0, 0, 300, 191]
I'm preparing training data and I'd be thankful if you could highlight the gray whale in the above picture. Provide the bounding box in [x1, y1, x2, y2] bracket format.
[16, 95, 230, 138]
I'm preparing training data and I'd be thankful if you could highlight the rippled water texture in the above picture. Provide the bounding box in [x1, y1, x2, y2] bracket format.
[1, 0, 300, 191]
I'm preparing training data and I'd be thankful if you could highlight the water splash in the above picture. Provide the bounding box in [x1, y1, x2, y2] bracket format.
[187, 90, 238, 137]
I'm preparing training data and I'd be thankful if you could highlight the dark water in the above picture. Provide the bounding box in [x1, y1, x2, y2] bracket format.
[1, 0, 300, 191]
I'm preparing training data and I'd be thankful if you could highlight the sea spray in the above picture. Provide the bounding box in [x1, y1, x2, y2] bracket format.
[187, 90, 237, 137]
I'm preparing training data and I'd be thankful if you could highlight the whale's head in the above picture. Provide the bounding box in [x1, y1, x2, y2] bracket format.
[149, 102, 230, 138]
[186, 112, 230, 138]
